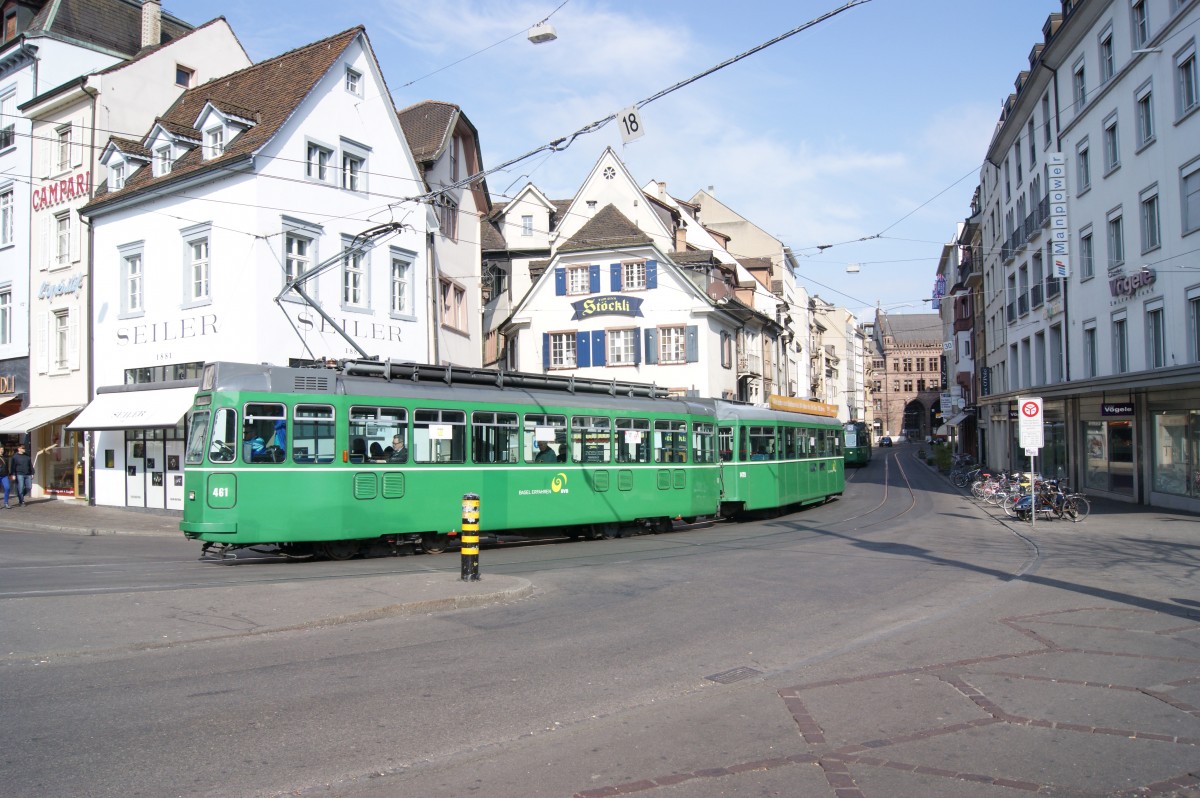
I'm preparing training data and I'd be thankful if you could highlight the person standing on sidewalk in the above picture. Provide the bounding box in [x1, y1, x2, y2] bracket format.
[0, 448, 10, 508]
[10, 444, 33, 506]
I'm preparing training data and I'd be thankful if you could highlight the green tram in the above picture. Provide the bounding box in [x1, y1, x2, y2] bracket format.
[180, 360, 844, 559]
[842, 420, 872, 466]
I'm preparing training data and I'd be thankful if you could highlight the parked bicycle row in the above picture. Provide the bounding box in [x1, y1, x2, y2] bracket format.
[948, 457, 1090, 523]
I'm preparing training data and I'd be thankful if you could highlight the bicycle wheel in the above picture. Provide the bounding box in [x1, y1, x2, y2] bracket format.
[952, 473, 967, 487]
[1001, 493, 1021, 517]
[1063, 495, 1090, 521]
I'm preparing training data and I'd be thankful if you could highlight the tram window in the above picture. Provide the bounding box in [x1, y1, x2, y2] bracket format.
[655, 419, 687, 463]
[816, 429, 827, 456]
[414, 408, 465, 463]
[783, 426, 798, 458]
[242, 402, 287, 463]
[186, 409, 210, 465]
[524, 413, 566, 463]
[746, 425, 775, 460]
[832, 430, 843, 456]
[472, 411, 519, 463]
[209, 407, 237, 463]
[349, 406, 407, 464]
[572, 415, 611, 463]
[717, 425, 734, 461]
[693, 422, 715, 463]
[615, 417, 650, 463]
[294, 404, 334, 464]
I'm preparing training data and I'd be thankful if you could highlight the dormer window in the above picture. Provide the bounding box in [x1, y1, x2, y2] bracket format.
[110, 162, 125, 190]
[345, 67, 362, 96]
[204, 127, 224, 159]
[155, 146, 173, 176]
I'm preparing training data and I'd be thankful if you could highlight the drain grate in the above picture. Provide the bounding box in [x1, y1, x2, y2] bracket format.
[706, 666, 762, 684]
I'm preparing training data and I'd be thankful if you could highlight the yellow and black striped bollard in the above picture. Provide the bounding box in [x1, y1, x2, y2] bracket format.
[460, 493, 480, 582]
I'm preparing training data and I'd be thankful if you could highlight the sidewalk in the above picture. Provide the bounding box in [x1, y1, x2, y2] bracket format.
[6, 497, 182, 536]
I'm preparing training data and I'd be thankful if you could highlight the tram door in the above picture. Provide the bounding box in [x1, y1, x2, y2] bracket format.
[144, 438, 166, 509]
[125, 439, 145, 506]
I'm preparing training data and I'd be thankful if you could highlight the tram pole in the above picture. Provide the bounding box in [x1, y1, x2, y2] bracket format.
[460, 493, 480, 582]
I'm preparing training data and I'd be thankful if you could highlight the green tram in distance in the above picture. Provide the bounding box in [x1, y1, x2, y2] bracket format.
[843, 420, 872, 466]
[180, 360, 845, 559]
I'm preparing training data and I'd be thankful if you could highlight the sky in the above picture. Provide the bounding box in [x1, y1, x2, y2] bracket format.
[163, 0, 1059, 318]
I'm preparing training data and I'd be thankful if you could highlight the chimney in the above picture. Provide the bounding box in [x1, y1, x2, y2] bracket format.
[141, 0, 162, 50]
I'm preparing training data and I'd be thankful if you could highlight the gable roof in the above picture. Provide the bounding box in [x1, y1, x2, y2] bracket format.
[556, 204, 653, 254]
[27, 0, 192, 57]
[879, 312, 942, 345]
[84, 26, 363, 212]
[396, 100, 458, 163]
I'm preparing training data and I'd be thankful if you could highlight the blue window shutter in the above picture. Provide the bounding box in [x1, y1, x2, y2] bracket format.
[633, 328, 642, 364]
[591, 330, 606, 366]
[589, 264, 600, 293]
[554, 267, 566, 296]
[610, 263, 622, 291]
[543, 332, 550, 369]
[685, 325, 699, 362]
[576, 331, 591, 367]
[646, 259, 657, 289]
[644, 328, 658, 365]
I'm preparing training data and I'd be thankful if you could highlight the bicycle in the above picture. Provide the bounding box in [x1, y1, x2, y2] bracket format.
[1059, 492, 1090, 521]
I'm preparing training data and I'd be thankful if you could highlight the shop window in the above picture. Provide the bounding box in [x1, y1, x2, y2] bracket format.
[1084, 420, 1135, 494]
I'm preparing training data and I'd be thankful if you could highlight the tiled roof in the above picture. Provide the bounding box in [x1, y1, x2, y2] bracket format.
[396, 100, 458, 162]
[108, 136, 149, 159]
[480, 217, 507, 251]
[670, 249, 717, 264]
[880, 312, 942, 345]
[556, 204, 652, 253]
[85, 26, 363, 211]
[30, 0, 192, 57]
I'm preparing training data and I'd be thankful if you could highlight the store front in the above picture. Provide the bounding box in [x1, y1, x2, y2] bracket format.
[1079, 402, 1137, 499]
[0, 404, 85, 499]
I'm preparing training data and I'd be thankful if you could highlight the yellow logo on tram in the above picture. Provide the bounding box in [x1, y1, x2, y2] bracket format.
[551, 472, 568, 493]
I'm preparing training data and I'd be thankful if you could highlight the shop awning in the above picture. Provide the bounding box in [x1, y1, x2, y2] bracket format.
[68, 387, 196, 431]
[946, 411, 971, 426]
[0, 404, 83, 435]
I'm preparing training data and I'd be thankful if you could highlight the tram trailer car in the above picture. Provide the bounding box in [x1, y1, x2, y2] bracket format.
[180, 361, 844, 559]
[842, 421, 872, 466]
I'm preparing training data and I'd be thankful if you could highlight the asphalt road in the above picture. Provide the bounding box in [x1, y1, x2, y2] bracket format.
[2, 449, 1196, 798]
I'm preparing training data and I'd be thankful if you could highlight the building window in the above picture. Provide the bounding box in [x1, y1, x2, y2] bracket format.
[188, 236, 210, 302]
[0, 187, 12, 246]
[1107, 213, 1125, 271]
[124, 252, 143, 313]
[175, 65, 194, 88]
[1135, 83, 1155, 148]
[438, 198, 458, 242]
[0, 92, 15, 150]
[1140, 188, 1161, 252]
[1184, 160, 1200, 236]
[1080, 227, 1095, 279]
[1147, 303, 1166, 369]
[284, 232, 313, 293]
[204, 127, 224, 159]
[155, 145, 172, 176]
[440, 278, 467, 332]
[1176, 42, 1198, 119]
[521, 215, 533, 236]
[1132, 0, 1149, 49]
[1083, 321, 1098, 377]
[1027, 119, 1036, 167]
[1103, 114, 1120, 172]
[609, 328, 638, 365]
[622, 260, 646, 291]
[306, 142, 332, 182]
[1073, 60, 1087, 112]
[1042, 93, 1052, 146]
[341, 239, 366, 308]
[0, 288, 9, 345]
[549, 331, 576, 369]
[1189, 288, 1200, 361]
[342, 150, 364, 192]
[345, 67, 362, 96]
[566, 266, 589, 295]
[1113, 314, 1129, 373]
[902, 357, 913, 372]
[1076, 138, 1091, 193]
[658, 326, 687, 364]
[54, 211, 70, 264]
[1099, 27, 1115, 84]
[390, 250, 412, 315]
[109, 162, 125, 191]
[53, 309, 71, 370]
[903, 379, 913, 392]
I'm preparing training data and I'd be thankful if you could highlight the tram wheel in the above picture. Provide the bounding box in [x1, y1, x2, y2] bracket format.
[322, 541, 358, 560]
[420, 533, 448, 554]
[592, 523, 621, 540]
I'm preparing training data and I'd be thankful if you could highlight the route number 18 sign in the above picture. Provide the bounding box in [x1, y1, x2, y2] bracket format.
[1018, 396, 1044, 449]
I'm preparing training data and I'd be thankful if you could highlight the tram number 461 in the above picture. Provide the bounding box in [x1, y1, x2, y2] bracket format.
[211, 487, 231, 498]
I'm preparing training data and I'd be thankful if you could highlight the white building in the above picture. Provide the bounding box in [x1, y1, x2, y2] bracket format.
[974, 0, 1200, 509]
[0, 0, 200, 490]
[77, 26, 431, 509]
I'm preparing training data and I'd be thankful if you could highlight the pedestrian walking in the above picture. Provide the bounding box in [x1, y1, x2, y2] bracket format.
[10, 444, 34, 506]
[0, 448, 10, 508]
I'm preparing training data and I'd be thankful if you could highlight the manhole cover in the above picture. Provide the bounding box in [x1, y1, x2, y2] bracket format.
[706, 667, 762, 684]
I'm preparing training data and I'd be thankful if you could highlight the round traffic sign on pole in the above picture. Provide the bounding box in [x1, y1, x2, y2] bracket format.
[1018, 397, 1044, 449]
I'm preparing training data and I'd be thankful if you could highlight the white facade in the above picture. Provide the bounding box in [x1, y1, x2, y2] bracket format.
[81, 29, 431, 508]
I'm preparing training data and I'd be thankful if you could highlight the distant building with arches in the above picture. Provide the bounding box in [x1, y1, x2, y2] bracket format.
[871, 310, 945, 440]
